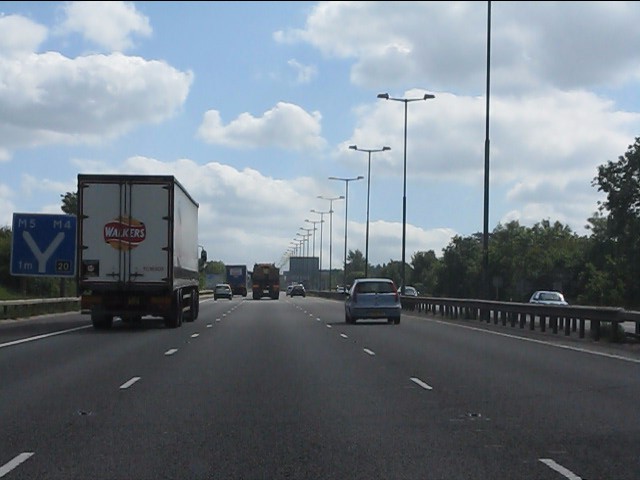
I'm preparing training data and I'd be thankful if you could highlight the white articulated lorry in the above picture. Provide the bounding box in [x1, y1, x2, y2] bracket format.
[77, 174, 204, 329]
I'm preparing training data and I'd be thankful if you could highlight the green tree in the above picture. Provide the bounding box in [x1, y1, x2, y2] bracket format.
[438, 234, 482, 298]
[592, 136, 640, 307]
[346, 249, 366, 283]
[60, 191, 78, 215]
[410, 250, 440, 295]
[379, 260, 407, 289]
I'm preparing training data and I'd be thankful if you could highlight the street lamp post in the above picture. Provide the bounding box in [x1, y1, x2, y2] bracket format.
[349, 145, 391, 277]
[305, 219, 321, 289]
[299, 227, 313, 285]
[299, 227, 313, 256]
[310, 209, 329, 289]
[317, 196, 344, 291]
[328, 176, 364, 290]
[377, 92, 435, 294]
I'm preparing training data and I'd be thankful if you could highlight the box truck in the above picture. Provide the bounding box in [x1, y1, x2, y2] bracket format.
[225, 264, 247, 297]
[77, 174, 203, 329]
[251, 263, 280, 300]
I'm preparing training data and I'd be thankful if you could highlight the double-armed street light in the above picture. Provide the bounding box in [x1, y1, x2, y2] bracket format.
[349, 145, 391, 277]
[304, 219, 321, 290]
[377, 92, 435, 294]
[299, 227, 314, 256]
[328, 176, 364, 290]
[317, 195, 344, 291]
[296, 231, 311, 257]
[304, 219, 320, 259]
[310, 209, 329, 289]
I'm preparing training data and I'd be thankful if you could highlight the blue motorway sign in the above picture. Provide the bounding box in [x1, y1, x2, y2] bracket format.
[10, 213, 77, 277]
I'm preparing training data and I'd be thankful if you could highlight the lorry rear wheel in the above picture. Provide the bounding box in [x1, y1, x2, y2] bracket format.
[184, 290, 197, 322]
[164, 291, 183, 328]
[91, 312, 113, 329]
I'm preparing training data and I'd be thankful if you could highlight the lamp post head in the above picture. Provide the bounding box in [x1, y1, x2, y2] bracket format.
[424, 93, 435, 100]
[349, 145, 357, 150]
[377, 93, 389, 99]
[357, 175, 364, 180]
[382, 146, 391, 151]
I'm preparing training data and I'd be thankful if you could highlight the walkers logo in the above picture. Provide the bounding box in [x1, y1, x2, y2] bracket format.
[104, 216, 146, 250]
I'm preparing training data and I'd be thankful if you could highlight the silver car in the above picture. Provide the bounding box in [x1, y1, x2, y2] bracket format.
[529, 290, 568, 305]
[344, 278, 401, 325]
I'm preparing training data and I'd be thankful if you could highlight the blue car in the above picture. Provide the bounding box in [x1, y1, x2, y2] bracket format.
[344, 278, 401, 325]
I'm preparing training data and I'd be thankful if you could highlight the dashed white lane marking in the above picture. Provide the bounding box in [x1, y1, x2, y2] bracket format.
[215, 318, 221, 322]
[0, 325, 91, 349]
[326, 325, 332, 329]
[191, 333, 199, 338]
[539, 459, 582, 479]
[207, 324, 213, 328]
[0, 452, 34, 478]
[164, 349, 178, 356]
[340, 333, 348, 339]
[316, 317, 321, 322]
[410, 377, 433, 390]
[119, 377, 141, 390]
[363, 348, 376, 356]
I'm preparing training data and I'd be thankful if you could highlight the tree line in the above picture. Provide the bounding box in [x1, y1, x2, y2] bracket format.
[343, 137, 640, 309]
[1, 137, 639, 308]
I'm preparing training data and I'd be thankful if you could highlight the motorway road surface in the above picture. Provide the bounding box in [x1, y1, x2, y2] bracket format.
[1, 295, 639, 479]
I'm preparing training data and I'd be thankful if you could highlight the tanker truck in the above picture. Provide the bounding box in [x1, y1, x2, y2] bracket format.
[76, 174, 204, 329]
[251, 263, 280, 300]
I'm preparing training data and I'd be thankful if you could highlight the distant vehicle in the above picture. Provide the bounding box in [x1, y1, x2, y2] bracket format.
[529, 290, 568, 306]
[251, 263, 280, 299]
[402, 286, 419, 296]
[286, 284, 295, 296]
[290, 284, 306, 297]
[214, 283, 233, 300]
[76, 174, 202, 330]
[336, 285, 345, 293]
[225, 264, 248, 297]
[344, 278, 401, 325]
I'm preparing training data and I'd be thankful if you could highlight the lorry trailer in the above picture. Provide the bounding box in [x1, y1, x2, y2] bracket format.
[77, 174, 202, 329]
[225, 264, 248, 297]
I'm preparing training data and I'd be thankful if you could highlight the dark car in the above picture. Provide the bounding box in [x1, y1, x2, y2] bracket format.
[344, 278, 401, 325]
[290, 284, 306, 297]
[213, 283, 233, 300]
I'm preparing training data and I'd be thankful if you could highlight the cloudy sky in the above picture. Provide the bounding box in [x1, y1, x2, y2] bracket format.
[1, 1, 639, 272]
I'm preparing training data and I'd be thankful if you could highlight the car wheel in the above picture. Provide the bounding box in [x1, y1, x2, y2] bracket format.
[394, 317, 400, 325]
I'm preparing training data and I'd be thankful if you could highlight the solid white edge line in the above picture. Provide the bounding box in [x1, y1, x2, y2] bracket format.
[425, 317, 640, 364]
[0, 325, 92, 349]
[363, 348, 376, 356]
[119, 377, 141, 389]
[164, 349, 178, 356]
[410, 377, 433, 390]
[539, 458, 583, 479]
[0, 452, 34, 478]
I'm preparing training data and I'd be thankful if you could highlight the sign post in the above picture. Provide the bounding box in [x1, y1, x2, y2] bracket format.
[10, 213, 77, 277]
